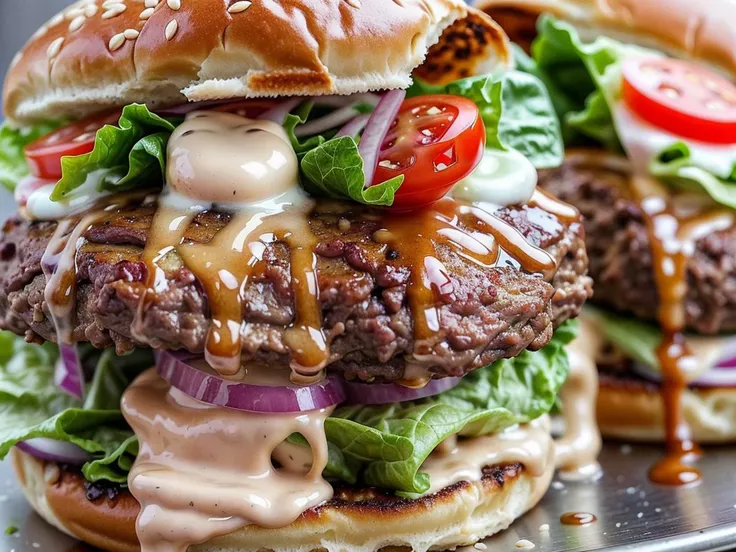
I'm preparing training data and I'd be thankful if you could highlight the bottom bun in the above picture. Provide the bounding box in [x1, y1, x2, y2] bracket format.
[11, 448, 551, 552]
[597, 376, 736, 443]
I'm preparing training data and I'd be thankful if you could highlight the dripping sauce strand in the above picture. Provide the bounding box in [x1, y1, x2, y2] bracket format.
[41, 192, 153, 346]
[132, 192, 565, 383]
[631, 176, 734, 486]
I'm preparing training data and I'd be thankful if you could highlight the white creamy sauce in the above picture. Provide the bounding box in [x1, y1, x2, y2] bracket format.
[167, 111, 300, 204]
[122, 370, 334, 552]
[23, 170, 112, 221]
[554, 316, 603, 481]
[421, 416, 555, 496]
[451, 148, 538, 206]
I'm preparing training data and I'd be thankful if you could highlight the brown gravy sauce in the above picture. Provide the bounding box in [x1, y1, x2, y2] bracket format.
[122, 370, 333, 552]
[560, 512, 597, 526]
[566, 151, 736, 486]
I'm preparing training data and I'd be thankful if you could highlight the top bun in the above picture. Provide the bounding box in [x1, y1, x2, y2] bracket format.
[3, 0, 509, 125]
[477, 0, 736, 77]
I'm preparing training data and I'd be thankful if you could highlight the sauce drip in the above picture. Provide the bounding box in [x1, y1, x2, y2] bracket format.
[42, 192, 149, 344]
[122, 370, 334, 552]
[421, 416, 556, 498]
[631, 176, 734, 486]
[560, 512, 597, 526]
[372, 198, 557, 372]
[555, 315, 603, 480]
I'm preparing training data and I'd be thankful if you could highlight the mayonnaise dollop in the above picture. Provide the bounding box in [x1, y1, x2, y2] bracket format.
[451, 148, 538, 206]
[167, 111, 300, 204]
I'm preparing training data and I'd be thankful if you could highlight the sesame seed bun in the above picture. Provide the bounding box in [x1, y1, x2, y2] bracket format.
[476, 0, 736, 76]
[2, 0, 510, 125]
[597, 376, 736, 444]
[11, 448, 553, 552]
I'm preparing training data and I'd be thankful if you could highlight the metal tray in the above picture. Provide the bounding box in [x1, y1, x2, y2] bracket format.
[2, 442, 736, 552]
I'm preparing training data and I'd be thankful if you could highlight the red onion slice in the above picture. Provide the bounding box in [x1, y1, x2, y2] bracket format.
[259, 98, 303, 125]
[16, 438, 90, 465]
[631, 361, 736, 389]
[294, 105, 366, 137]
[155, 99, 237, 116]
[358, 89, 406, 185]
[342, 376, 462, 405]
[55, 344, 85, 400]
[336, 114, 370, 138]
[156, 350, 346, 413]
[691, 366, 736, 388]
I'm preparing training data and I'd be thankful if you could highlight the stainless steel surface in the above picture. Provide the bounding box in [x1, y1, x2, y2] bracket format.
[1, 443, 736, 551]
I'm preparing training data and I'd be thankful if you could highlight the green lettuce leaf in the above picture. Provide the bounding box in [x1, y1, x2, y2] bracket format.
[0, 333, 152, 483]
[300, 136, 404, 206]
[51, 104, 177, 202]
[523, 15, 637, 150]
[585, 307, 660, 370]
[651, 143, 736, 210]
[0, 122, 60, 191]
[323, 320, 577, 495]
[408, 71, 564, 169]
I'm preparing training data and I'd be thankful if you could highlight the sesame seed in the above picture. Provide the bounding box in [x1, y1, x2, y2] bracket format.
[165, 19, 179, 40]
[102, 0, 121, 7]
[145, 0, 160, 7]
[102, 3, 127, 18]
[516, 540, 535, 550]
[474, 544, 487, 551]
[109, 33, 126, 51]
[228, 1, 251, 13]
[167, 0, 181, 10]
[124, 28, 140, 39]
[65, 7, 85, 19]
[84, 4, 98, 17]
[140, 7, 155, 19]
[32, 25, 48, 39]
[539, 524, 550, 532]
[69, 15, 86, 32]
[49, 13, 65, 27]
[10, 52, 22, 68]
[46, 37, 64, 59]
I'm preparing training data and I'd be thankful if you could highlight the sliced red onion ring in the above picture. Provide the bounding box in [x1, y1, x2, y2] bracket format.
[690, 366, 736, 388]
[16, 438, 90, 465]
[313, 93, 381, 109]
[358, 89, 406, 185]
[156, 99, 237, 116]
[259, 98, 303, 125]
[337, 114, 370, 138]
[631, 361, 736, 388]
[156, 350, 346, 413]
[342, 376, 463, 405]
[294, 105, 366, 137]
[55, 344, 85, 400]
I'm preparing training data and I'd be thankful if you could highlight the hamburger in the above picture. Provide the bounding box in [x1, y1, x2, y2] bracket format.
[477, 0, 736, 484]
[0, 0, 596, 550]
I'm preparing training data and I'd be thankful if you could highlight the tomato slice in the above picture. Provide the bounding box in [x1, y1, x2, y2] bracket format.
[211, 99, 282, 119]
[373, 95, 486, 209]
[24, 110, 121, 179]
[622, 57, 736, 144]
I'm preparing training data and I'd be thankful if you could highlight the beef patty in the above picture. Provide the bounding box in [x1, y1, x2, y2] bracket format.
[0, 195, 591, 381]
[539, 151, 736, 335]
